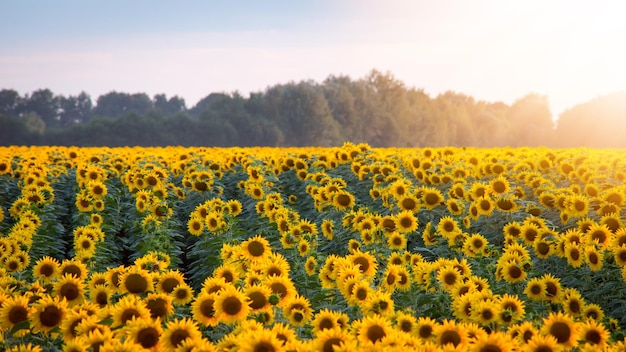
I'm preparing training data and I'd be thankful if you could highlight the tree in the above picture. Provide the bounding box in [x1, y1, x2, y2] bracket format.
[23, 89, 59, 128]
[271, 81, 342, 146]
[555, 91, 626, 147]
[153, 94, 186, 116]
[0, 113, 35, 145]
[22, 112, 46, 135]
[0, 89, 22, 117]
[58, 92, 93, 127]
[505, 93, 554, 147]
[93, 92, 153, 118]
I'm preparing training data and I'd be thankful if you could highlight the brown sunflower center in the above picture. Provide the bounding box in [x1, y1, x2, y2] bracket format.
[40, 306, 62, 327]
[8, 306, 28, 325]
[247, 241, 265, 257]
[137, 327, 160, 348]
[222, 296, 242, 315]
[549, 322, 571, 343]
[366, 325, 386, 343]
[125, 273, 149, 293]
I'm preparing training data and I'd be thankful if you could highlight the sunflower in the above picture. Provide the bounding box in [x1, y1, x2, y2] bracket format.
[583, 245, 603, 271]
[421, 187, 444, 210]
[565, 193, 590, 218]
[498, 293, 525, 324]
[450, 293, 477, 323]
[144, 292, 174, 320]
[87, 181, 108, 199]
[245, 284, 272, 313]
[75, 192, 93, 212]
[585, 223, 612, 249]
[223, 199, 242, 217]
[520, 223, 540, 246]
[238, 328, 286, 352]
[4, 252, 29, 272]
[436, 216, 459, 237]
[474, 196, 495, 217]
[311, 308, 344, 334]
[297, 239, 311, 257]
[261, 254, 291, 278]
[533, 238, 554, 259]
[29, 294, 68, 335]
[559, 289, 584, 317]
[191, 291, 218, 327]
[60, 309, 91, 343]
[394, 210, 418, 233]
[6, 343, 45, 352]
[332, 190, 355, 211]
[470, 299, 500, 327]
[582, 303, 604, 321]
[312, 326, 355, 352]
[32, 256, 60, 283]
[119, 267, 154, 295]
[171, 283, 194, 306]
[204, 211, 225, 232]
[443, 199, 463, 217]
[470, 331, 514, 352]
[613, 228, 626, 247]
[437, 266, 462, 291]
[386, 232, 407, 250]
[509, 321, 537, 344]
[156, 270, 186, 295]
[524, 277, 545, 301]
[540, 312, 579, 349]
[89, 284, 113, 309]
[577, 318, 610, 348]
[522, 334, 560, 352]
[187, 216, 205, 236]
[348, 250, 378, 276]
[241, 234, 272, 262]
[397, 194, 420, 213]
[361, 290, 395, 317]
[54, 274, 86, 307]
[162, 317, 203, 351]
[304, 256, 318, 276]
[381, 265, 399, 292]
[499, 260, 527, 284]
[214, 285, 251, 324]
[462, 233, 488, 257]
[357, 314, 392, 346]
[0, 295, 32, 333]
[110, 295, 151, 328]
[120, 315, 163, 351]
[80, 326, 116, 351]
[435, 319, 468, 349]
[539, 274, 562, 302]
[271, 321, 298, 349]
[563, 242, 584, 268]
[601, 188, 625, 206]
[410, 317, 436, 343]
[488, 175, 510, 195]
[349, 281, 373, 306]
[613, 245, 626, 266]
[60, 259, 89, 281]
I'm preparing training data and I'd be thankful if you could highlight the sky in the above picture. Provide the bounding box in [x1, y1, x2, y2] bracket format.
[2, 0, 626, 120]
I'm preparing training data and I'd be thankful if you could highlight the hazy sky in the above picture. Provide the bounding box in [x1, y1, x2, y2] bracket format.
[2, 0, 625, 119]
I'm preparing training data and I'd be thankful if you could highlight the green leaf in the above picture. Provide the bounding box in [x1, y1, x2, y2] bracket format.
[9, 320, 30, 336]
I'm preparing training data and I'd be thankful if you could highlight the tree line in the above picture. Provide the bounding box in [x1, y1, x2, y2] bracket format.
[1, 70, 624, 147]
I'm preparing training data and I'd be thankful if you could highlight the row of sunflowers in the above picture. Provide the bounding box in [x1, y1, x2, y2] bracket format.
[1, 144, 626, 351]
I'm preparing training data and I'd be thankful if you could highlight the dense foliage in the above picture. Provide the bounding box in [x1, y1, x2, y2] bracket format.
[1, 144, 626, 351]
[3, 70, 624, 147]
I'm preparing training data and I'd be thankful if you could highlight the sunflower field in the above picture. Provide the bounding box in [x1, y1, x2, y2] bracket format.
[1, 144, 626, 352]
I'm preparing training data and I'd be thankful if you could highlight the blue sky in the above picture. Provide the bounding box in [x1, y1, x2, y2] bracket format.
[2, 0, 626, 120]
